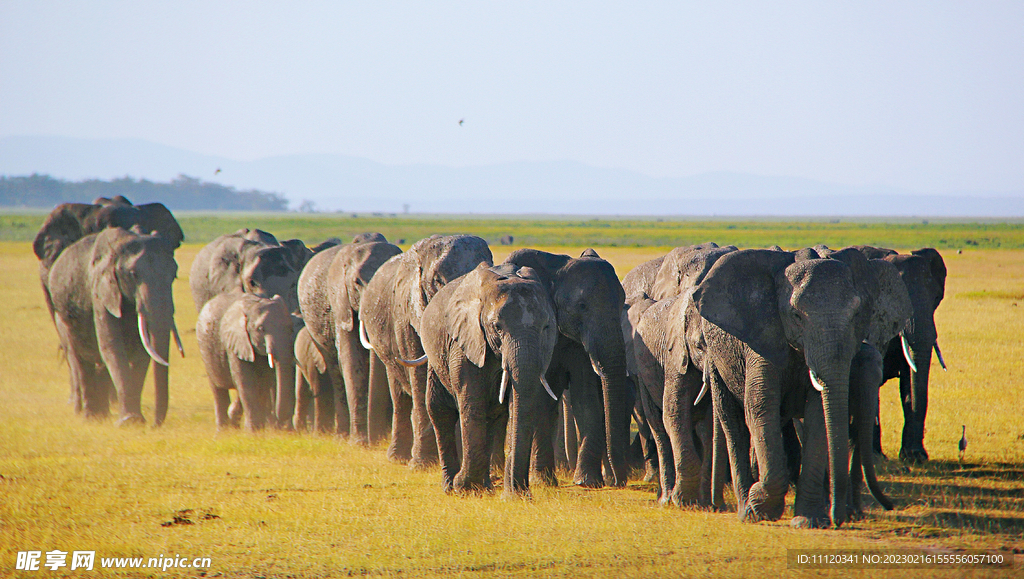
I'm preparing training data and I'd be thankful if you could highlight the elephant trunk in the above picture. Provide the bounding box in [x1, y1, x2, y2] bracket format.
[136, 297, 172, 426]
[820, 375, 850, 527]
[853, 344, 894, 511]
[268, 336, 296, 429]
[907, 343, 932, 440]
[590, 347, 629, 488]
[503, 339, 545, 496]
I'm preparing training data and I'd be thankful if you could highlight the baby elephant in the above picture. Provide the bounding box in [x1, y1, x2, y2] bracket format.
[420, 263, 559, 496]
[197, 292, 296, 431]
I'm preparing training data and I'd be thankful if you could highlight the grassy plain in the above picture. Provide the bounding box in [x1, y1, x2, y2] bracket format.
[1, 215, 1022, 577]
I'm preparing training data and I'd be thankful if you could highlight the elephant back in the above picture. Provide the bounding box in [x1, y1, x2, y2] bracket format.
[650, 242, 736, 301]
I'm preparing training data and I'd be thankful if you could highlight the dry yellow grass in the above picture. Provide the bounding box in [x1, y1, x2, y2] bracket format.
[1, 241, 1021, 577]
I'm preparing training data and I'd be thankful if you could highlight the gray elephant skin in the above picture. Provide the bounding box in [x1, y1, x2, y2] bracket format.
[625, 243, 737, 505]
[502, 249, 630, 488]
[197, 292, 296, 431]
[420, 264, 559, 495]
[293, 324, 332, 432]
[48, 227, 179, 425]
[693, 247, 910, 527]
[189, 228, 312, 314]
[359, 235, 494, 468]
[297, 233, 401, 443]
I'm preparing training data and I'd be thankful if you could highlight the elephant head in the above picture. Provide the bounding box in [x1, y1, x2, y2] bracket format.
[649, 242, 737, 300]
[90, 227, 179, 425]
[407, 235, 494, 331]
[328, 240, 404, 333]
[220, 294, 297, 429]
[694, 248, 910, 526]
[444, 265, 559, 495]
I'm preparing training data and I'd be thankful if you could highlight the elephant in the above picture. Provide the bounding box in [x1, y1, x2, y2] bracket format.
[693, 247, 910, 527]
[420, 264, 559, 495]
[48, 227, 180, 425]
[294, 324, 332, 432]
[501, 248, 630, 488]
[359, 234, 494, 468]
[34, 197, 183, 321]
[189, 228, 311, 314]
[297, 234, 402, 444]
[197, 292, 296, 430]
[625, 243, 738, 505]
[848, 246, 947, 463]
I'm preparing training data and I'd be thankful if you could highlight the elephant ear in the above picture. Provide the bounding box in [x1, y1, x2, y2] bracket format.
[136, 203, 184, 249]
[222, 300, 255, 363]
[297, 327, 327, 374]
[90, 229, 128, 318]
[449, 264, 494, 367]
[912, 248, 946, 304]
[692, 249, 795, 368]
[34, 204, 87, 265]
[664, 293, 691, 374]
[863, 259, 912, 350]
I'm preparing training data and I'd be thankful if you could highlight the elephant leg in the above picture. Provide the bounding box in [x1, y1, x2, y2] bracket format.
[294, 370, 312, 431]
[637, 377, 673, 504]
[491, 413, 507, 476]
[234, 362, 267, 431]
[554, 400, 568, 469]
[664, 372, 703, 506]
[453, 373, 492, 492]
[337, 329, 370, 445]
[312, 368, 336, 434]
[367, 351, 392, 444]
[742, 366, 788, 522]
[792, 389, 831, 528]
[635, 408, 659, 484]
[898, 361, 930, 462]
[713, 380, 753, 521]
[386, 366, 414, 463]
[212, 387, 233, 429]
[563, 393, 578, 469]
[694, 406, 714, 507]
[327, 363, 350, 438]
[711, 414, 728, 511]
[95, 317, 146, 425]
[783, 418, 802, 486]
[426, 370, 460, 492]
[570, 368, 606, 488]
[407, 364, 439, 469]
[530, 392, 561, 487]
[228, 394, 244, 426]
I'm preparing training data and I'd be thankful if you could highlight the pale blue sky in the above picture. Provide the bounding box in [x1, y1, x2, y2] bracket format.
[1, 1, 1021, 194]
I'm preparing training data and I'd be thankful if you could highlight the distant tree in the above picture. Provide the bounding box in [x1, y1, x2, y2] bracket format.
[0, 174, 289, 211]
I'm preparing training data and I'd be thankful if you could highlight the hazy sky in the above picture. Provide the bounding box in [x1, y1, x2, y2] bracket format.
[2, 1, 1022, 194]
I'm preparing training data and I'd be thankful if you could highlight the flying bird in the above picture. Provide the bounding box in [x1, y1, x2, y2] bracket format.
[215, 168, 221, 175]
[958, 425, 967, 463]
[458, 118, 464, 126]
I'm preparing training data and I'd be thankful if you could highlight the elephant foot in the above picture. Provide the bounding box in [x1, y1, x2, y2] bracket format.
[116, 414, 146, 427]
[348, 434, 369, 448]
[899, 447, 929, 464]
[643, 465, 659, 484]
[408, 456, 438, 471]
[531, 468, 559, 487]
[743, 483, 785, 522]
[790, 516, 832, 529]
[387, 445, 412, 464]
[573, 470, 605, 488]
[453, 476, 492, 494]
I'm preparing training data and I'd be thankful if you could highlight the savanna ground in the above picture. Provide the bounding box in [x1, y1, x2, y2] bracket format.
[1, 214, 1022, 577]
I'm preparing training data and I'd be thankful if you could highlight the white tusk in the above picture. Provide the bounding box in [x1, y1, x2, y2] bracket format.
[138, 313, 169, 367]
[591, 360, 602, 377]
[358, 318, 374, 350]
[172, 319, 184, 358]
[398, 354, 428, 367]
[900, 333, 918, 373]
[808, 369, 824, 392]
[695, 358, 711, 406]
[541, 376, 558, 401]
[934, 342, 947, 371]
[499, 366, 509, 404]
[268, 353, 275, 369]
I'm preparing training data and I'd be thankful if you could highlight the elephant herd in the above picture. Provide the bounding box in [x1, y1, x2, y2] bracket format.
[33, 199, 947, 529]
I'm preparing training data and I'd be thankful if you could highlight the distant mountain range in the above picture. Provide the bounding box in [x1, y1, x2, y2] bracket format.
[2, 135, 1021, 217]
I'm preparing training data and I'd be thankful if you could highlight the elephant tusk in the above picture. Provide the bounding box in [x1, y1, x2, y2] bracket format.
[900, 333, 918, 373]
[171, 319, 184, 358]
[808, 369, 824, 392]
[138, 313, 169, 367]
[358, 319, 374, 351]
[268, 353, 275, 369]
[591, 360, 602, 377]
[541, 376, 558, 401]
[695, 358, 710, 406]
[499, 366, 509, 404]
[398, 354, 428, 367]
[934, 342, 947, 371]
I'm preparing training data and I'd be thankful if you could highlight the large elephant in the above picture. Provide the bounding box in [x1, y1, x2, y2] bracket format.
[297, 234, 402, 444]
[197, 292, 296, 430]
[360, 235, 494, 468]
[189, 229, 310, 314]
[420, 264, 559, 495]
[48, 227, 179, 425]
[693, 247, 910, 527]
[34, 197, 183, 321]
[849, 246, 947, 462]
[502, 249, 630, 488]
[626, 243, 737, 505]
